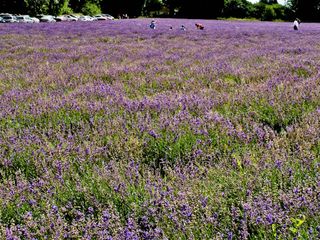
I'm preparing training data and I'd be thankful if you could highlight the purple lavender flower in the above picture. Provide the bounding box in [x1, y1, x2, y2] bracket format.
[52, 205, 58, 214]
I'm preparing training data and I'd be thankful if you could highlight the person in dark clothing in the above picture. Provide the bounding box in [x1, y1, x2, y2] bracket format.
[150, 20, 156, 29]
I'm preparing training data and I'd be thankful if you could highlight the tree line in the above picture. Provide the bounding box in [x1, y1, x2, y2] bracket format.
[1, 0, 320, 22]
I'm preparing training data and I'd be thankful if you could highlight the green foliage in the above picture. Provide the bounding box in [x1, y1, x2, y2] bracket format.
[253, 3, 286, 21]
[81, 2, 101, 15]
[0, 148, 38, 181]
[49, 0, 70, 15]
[59, 0, 73, 14]
[24, 0, 49, 16]
[0, 108, 91, 133]
[24, 0, 71, 16]
[224, 0, 254, 19]
[290, 215, 306, 234]
[262, 4, 277, 21]
[0, 203, 30, 225]
[143, 130, 198, 171]
[252, 99, 316, 133]
[0, 0, 318, 20]
[55, 165, 149, 223]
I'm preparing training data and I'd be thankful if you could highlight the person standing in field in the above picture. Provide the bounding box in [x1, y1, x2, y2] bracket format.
[293, 19, 300, 30]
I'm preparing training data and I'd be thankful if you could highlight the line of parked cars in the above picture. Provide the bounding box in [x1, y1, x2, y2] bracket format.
[0, 13, 114, 23]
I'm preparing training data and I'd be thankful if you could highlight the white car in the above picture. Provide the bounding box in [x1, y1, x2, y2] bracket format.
[79, 16, 94, 21]
[94, 15, 108, 21]
[40, 15, 56, 22]
[101, 14, 114, 20]
[31, 17, 40, 23]
[55, 16, 68, 22]
[65, 15, 78, 21]
[2, 15, 17, 23]
[16, 15, 34, 23]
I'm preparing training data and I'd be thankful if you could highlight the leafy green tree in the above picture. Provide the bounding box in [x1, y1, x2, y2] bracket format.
[48, 0, 71, 15]
[272, 3, 286, 19]
[24, 0, 49, 15]
[223, 0, 254, 18]
[253, 2, 287, 21]
[24, 0, 71, 16]
[81, 2, 101, 15]
[262, 4, 276, 20]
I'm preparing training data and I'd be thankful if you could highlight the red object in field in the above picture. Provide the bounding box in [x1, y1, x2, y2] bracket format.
[195, 23, 204, 30]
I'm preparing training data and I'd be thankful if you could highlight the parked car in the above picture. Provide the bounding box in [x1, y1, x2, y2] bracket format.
[16, 15, 34, 23]
[0, 13, 11, 18]
[101, 14, 114, 20]
[31, 17, 40, 23]
[65, 15, 78, 21]
[40, 15, 56, 22]
[2, 15, 17, 23]
[55, 15, 68, 22]
[94, 15, 108, 21]
[78, 16, 95, 21]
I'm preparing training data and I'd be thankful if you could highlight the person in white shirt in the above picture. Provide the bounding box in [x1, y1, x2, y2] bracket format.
[293, 19, 300, 30]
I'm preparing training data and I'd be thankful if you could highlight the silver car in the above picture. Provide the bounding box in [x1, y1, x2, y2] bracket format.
[40, 15, 56, 22]
[16, 15, 34, 23]
[31, 17, 40, 23]
[101, 14, 114, 20]
[1, 15, 16, 23]
[55, 16, 68, 22]
[94, 15, 108, 20]
[66, 15, 78, 21]
[79, 16, 95, 21]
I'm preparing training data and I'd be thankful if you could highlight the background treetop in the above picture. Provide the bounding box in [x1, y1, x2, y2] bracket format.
[0, 0, 319, 21]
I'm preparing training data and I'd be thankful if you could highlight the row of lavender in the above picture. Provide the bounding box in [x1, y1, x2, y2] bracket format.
[0, 19, 320, 239]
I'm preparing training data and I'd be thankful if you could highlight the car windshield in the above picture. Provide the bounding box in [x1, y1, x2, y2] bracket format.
[17, 17, 24, 19]
[3, 16, 13, 19]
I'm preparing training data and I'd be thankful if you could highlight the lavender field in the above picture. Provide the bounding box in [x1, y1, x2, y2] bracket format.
[0, 19, 320, 239]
